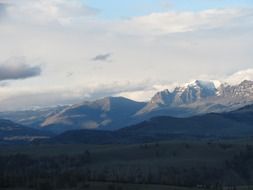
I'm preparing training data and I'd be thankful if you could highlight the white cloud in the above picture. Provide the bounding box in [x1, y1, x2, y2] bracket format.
[115, 8, 252, 35]
[0, 80, 155, 110]
[3, 0, 98, 25]
[0, 1, 253, 110]
[118, 68, 253, 101]
[225, 69, 253, 85]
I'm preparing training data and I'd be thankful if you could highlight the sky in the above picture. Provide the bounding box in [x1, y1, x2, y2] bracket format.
[0, 0, 253, 110]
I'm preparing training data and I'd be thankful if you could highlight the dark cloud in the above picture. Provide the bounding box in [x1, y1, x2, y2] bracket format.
[66, 72, 73, 78]
[0, 57, 41, 81]
[92, 53, 112, 62]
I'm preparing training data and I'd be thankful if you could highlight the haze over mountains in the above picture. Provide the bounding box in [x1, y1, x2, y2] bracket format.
[1, 79, 253, 134]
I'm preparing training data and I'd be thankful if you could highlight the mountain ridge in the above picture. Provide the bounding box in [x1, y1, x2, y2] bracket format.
[40, 96, 146, 133]
[46, 103, 253, 144]
[137, 80, 253, 116]
[2, 80, 253, 133]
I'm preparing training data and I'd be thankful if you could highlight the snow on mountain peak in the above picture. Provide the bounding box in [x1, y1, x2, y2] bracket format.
[212, 80, 222, 89]
[137, 77, 253, 116]
[184, 80, 217, 90]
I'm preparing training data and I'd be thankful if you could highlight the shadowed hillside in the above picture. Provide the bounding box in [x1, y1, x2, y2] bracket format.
[47, 104, 253, 144]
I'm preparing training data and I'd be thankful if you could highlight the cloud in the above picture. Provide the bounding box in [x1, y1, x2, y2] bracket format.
[0, 57, 41, 81]
[0, 1, 253, 110]
[225, 69, 253, 85]
[0, 2, 8, 17]
[2, 67, 253, 111]
[2, 0, 98, 25]
[0, 80, 154, 110]
[92, 53, 112, 62]
[115, 8, 253, 35]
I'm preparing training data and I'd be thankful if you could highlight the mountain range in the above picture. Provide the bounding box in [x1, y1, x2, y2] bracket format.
[48, 103, 253, 144]
[1, 80, 253, 134]
[137, 80, 253, 116]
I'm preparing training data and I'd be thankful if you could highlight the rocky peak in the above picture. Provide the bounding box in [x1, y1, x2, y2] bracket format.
[218, 80, 253, 98]
[150, 80, 218, 106]
[150, 89, 172, 105]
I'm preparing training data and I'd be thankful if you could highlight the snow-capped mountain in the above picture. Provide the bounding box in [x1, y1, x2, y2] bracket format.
[218, 80, 253, 99]
[137, 80, 217, 114]
[137, 80, 253, 116]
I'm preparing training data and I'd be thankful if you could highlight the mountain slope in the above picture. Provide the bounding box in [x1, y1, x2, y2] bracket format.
[48, 104, 253, 144]
[120, 114, 251, 138]
[41, 97, 146, 133]
[0, 106, 66, 128]
[222, 104, 253, 125]
[41, 80, 253, 133]
[0, 119, 52, 143]
[122, 103, 253, 139]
